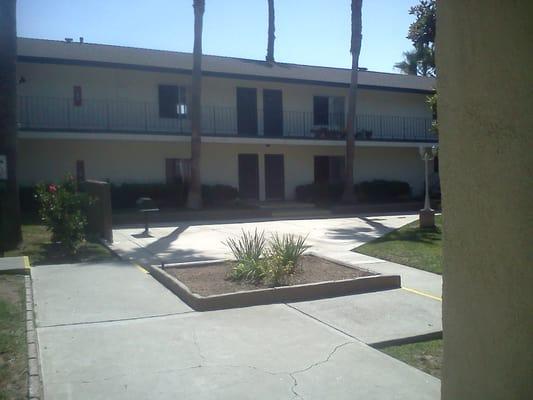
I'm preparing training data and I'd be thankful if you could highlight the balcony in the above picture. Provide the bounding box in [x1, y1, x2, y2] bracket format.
[17, 96, 437, 142]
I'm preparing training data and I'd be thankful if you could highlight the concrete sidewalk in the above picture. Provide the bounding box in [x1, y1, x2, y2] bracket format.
[31, 260, 440, 399]
[32, 214, 442, 399]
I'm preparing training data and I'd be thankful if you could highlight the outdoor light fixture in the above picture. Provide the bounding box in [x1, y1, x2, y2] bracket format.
[418, 145, 438, 228]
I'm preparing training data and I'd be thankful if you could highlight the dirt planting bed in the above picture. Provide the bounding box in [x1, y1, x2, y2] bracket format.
[148, 254, 401, 311]
[165, 255, 372, 296]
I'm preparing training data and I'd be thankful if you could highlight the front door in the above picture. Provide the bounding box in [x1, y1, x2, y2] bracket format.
[263, 89, 283, 137]
[237, 87, 258, 136]
[238, 154, 259, 200]
[265, 154, 285, 200]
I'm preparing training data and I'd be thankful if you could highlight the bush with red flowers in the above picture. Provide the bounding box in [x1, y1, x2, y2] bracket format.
[35, 175, 92, 254]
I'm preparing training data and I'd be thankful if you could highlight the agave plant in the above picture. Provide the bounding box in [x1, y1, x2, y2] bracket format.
[267, 233, 310, 273]
[224, 229, 266, 263]
[224, 229, 267, 283]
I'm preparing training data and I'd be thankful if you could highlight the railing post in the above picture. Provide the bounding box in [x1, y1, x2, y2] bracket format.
[213, 106, 217, 136]
[402, 116, 406, 140]
[106, 102, 110, 130]
[66, 98, 71, 129]
[144, 103, 148, 132]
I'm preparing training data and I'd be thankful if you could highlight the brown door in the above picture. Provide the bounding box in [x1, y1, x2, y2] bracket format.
[263, 89, 283, 137]
[237, 88, 258, 136]
[265, 154, 285, 200]
[238, 154, 259, 200]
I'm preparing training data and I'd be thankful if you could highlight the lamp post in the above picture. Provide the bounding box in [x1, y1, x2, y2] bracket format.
[418, 145, 438, 228]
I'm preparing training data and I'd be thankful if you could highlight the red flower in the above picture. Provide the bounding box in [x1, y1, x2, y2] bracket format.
[48, 184, 58, 193]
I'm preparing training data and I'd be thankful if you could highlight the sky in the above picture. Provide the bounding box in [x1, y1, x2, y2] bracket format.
[17, 0, 419, 73]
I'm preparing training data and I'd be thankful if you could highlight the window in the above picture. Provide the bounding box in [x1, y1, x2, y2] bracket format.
[313, 96, 345, 128]
[166, 158, 191, 185]
[158, 85, 188, 119]
[314, 156, 345, 184]
[313, 96, 329, 125]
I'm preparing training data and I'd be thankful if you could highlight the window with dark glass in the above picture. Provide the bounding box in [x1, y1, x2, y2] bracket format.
[313, 96, 329, 125]
[166, 158, 191, 185]
[158, 85, 188, 119]
[314, 156, 345, 184]
[313, 96, 345, 128]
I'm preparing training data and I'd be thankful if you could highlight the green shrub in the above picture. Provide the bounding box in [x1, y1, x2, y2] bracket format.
[202, 184, 239, 206]
[110, 183, 187, 209]
[262, 254, 293, 286]
[295, 183, 344, 203]
[224, 230, 309, 286]
[355, 180, 411, 202]
[35, 175, 91, 254]
[296, 180, 412, 204]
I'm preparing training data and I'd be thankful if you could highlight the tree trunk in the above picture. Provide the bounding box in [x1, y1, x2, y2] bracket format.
[187, 0, 205, 209]
[0, 0, 22, 252]
[342, 0, 363, 203]
[266, 0, 275, 63]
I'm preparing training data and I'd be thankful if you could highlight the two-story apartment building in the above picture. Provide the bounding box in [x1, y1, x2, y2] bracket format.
[16, 38, 437, 201]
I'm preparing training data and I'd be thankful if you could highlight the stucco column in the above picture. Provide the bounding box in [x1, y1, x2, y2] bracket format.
[438, 1, 533, 399]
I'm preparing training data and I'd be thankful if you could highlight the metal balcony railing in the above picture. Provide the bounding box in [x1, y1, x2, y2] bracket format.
[17, 96, 437, 142]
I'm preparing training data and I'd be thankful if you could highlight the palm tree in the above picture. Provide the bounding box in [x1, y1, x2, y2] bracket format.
[266, 0, 275, 63]
[0, 0, 22, 252]
[187, 0, 205, 209]
[394, 50, 418, 75]
[342, 0, 363, 203]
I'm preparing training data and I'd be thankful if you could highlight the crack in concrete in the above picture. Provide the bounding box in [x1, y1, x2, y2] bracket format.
[192, 330, 206, 363]
[62, 342, 356, 398]
[287, 341, 355, 399]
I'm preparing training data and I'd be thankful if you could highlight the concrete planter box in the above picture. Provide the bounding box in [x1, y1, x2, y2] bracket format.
[147, 259, 401, 312]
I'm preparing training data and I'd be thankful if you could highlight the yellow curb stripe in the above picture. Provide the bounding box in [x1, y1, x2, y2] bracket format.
[135, 264, 149, 274]
[402, 287, 442, 301]
[24, 256, 31, 268]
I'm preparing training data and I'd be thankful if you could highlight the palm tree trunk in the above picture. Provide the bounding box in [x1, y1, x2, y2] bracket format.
[187, 0, 205, 209]
[266, 0, 275, 63]
[342, 0, 363, 203]
[0, 0, 22, 252]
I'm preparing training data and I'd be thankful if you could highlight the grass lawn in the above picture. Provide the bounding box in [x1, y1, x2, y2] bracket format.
[380, 339, 443, 379]
[5, 222, 115, 266]
[355, 215, 442, 274]
[0, 275, 27, 399]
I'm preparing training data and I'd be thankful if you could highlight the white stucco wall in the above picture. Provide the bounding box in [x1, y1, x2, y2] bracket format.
[17, 138, 428, 200]
[17, 63, 432, 119]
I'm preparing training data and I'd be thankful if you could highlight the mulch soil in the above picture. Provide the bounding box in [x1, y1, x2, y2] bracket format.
[164, 255, 374, 296]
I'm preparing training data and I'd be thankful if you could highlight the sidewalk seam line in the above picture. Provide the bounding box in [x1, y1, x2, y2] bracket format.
[285, 303, 367, 345]
[37, 310, 197, 330]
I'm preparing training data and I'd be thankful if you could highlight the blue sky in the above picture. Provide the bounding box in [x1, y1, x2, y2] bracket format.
[17, 0, 418, 73]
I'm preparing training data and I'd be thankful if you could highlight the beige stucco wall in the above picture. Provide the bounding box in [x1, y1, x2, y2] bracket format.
[17, 138, 427, 200]
[17, 62, 432, 118]
[438, 1, 533, 399]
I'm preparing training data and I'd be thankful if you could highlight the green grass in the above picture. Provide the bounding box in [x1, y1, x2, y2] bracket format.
[5, 223, 115, 266]
[0, 275, 27, 399]
[381, 339, 443, 379]
[355, 215, 442, 274]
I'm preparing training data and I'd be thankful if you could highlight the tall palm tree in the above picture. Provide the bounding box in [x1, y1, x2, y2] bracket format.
[0, 0, 22, 252]
[266, 0, 275, 63]
[394, 50, 418, 75]
[342, 0, 363, 202]
[187, 0, 205, 209]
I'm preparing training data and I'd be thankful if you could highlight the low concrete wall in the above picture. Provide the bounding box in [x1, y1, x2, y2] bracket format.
[148, 262, 400, 312]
